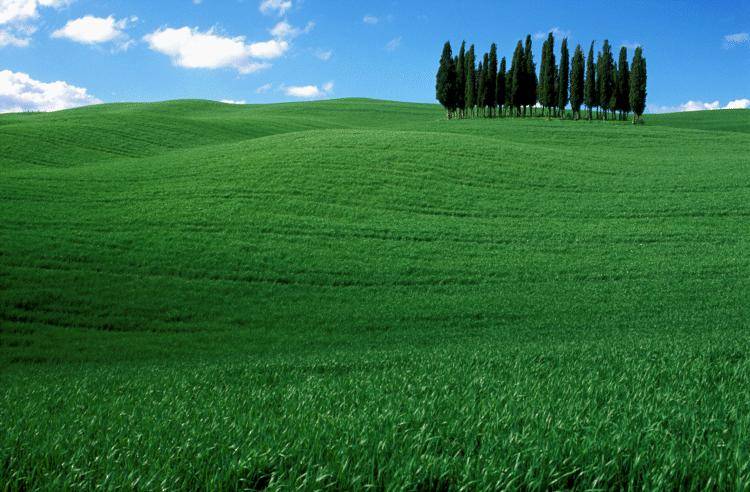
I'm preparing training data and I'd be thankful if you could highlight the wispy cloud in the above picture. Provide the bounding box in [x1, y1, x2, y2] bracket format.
[314, 49, 332, 61]
[619, 41, 641, 50]
[533, 27, 571, 40]
[255, 83, 272, 94]
[259, 0, 292, 16]
[385, 36, 401, 51]
[220, 99, 246, 105]
[270, 20, 314, 39]
[723, 32, 749, 48]
[363, 15, 378, 25]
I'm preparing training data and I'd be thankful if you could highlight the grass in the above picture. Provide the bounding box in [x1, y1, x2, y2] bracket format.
[1, 99, 749, 489]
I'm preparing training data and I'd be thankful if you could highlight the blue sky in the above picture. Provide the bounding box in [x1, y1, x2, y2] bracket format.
[1, 0, 748, 113]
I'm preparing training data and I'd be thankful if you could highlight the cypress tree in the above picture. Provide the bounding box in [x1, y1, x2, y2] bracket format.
[488, 43, 498, 116]
[524, 35, 537, 116]
[456, 42, 466, 118]
[482, 53, 495, 116]
[477, 59, 486, 117]
[510, 40, 525, 116]
[558, 38, 569, 118]
[615, 46, 630, 120]
[505, 66, 512, 116]
[570, 44, 584, 120]
[584, 41, 597, 120]
[542, 32, 557, 116]
[497, 57, 506, 117]
[630, 47, 647, 124]
[596, 51, 604, 119]
[598, 40, 614, 120]
[435, 41, 457, 118]
[538, 38, 549, 116]
[465, 45, 476, 117]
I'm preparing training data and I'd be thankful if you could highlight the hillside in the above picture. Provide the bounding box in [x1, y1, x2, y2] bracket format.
[1, 100, 750, 489]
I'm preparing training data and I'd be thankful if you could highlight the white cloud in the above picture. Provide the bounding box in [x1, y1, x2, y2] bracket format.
[385, 36, 401, 51]
[682, 100, 721, 111]
[284, 81, 333, 99]
[0, 69, 101, 113]
[0, 0, 69, 25]
[52, 15, 135, 49]
[144, 27, 286, 73]
[314, 48, 332, 61]
[255, 82, 272, 94]
[0, 0, 69, 47]
[270, 20, 313, 39]
[725, 98, 750, 109]
[247, 38, 288, 59]
[220, 98, 245, 105]
[724, 32, 749, 48]
[363, 15, 378, 25]
[533, 26, 571, 40]
[648, 98, 750, 113]
[259, 0, 291, 16]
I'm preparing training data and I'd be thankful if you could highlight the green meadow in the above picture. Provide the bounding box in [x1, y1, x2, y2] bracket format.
[1, 99, 749, 490]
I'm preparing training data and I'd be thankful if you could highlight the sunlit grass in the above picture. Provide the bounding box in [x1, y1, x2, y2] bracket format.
[1, 100, 749, 489]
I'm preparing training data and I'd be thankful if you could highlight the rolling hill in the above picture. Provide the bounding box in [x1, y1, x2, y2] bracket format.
[1, 100, 749, 489]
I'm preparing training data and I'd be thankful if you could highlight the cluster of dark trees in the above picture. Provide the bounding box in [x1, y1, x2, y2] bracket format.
[436, 33, 647, 124]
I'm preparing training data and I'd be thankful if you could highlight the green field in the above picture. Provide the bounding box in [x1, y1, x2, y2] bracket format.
[1, 99, 749, 490]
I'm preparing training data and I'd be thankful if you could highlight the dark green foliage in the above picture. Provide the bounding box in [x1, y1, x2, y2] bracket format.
[510, 40, 525, 114]
[497, 57, 506, 115]
[504, 67, 512, 110]
[477, 59, 486, 116]
[464, 45, 476, 115]
[436, 41, 458, 116]
[570, 44, 585, 119]
[584, 41, 597, 119]
[539, 38, 549, 113]
[598, 40, 615, 119]
[615, 46, 631, 118]
[630, 46, 647, 122]
[456, 41, 466, 116]
[541, 33, 557, 113]
[524, 35, 538, 112]
[558, 38, 569, 116]
[488, 44, 498, 113]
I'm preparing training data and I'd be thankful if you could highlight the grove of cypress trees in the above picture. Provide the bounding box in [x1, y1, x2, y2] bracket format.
[436, 41, 457, 118]
[558, 38, 569, 118]
[488, 44, 498, 116]
[436, 38, 646, 124]
[584, 41, 597, 120]
[465, 45, 476, 117]
[497, 57, 506, 117]
[598, 40, 614, 120]
[570, 44, 584, 120]
[456, 42, 466, 118]
[510, 40, 524, 116]
[523, 35, 537, 116]
[630, 47, 647, 124]
[615, 46, 630, 120]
